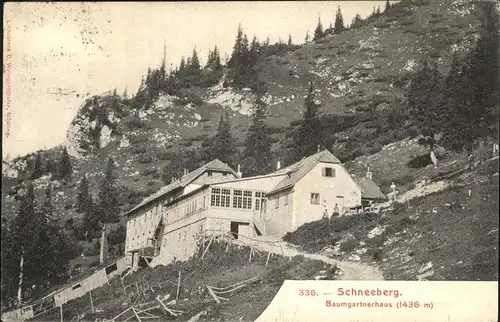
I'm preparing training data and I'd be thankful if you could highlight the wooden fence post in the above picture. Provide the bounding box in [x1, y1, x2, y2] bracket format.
[89, 290, 94, 313]
[176, 271, 182, 300]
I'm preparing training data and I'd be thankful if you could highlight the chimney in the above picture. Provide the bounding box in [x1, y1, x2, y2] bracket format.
[183, 168, 188, 176]
[172, 176, 175, 183]
[366, 165, 372, 180]
[237, 164, 242, 178]
[276, 160, 281, 170]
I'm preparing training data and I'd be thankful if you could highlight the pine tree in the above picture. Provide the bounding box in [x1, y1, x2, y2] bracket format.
[408, 59, 447, 152]
[228, 24, 245, 68]
[42, 184, 54, 218]
[351, 13, 363, 29]
[385, 0, 391, 11]
[30, 152, 43, 180]
[190, 48, 201, 74]
[95, 158, 119, 224]
[334, 7, 345, 33]
[76, 174, 93, 214]
[58, 147, 72, 181]
[305, 31, 311, 44]
[213, 45, 222, 70]
[313, 17, 325, 41]
[293, 83, 324, 160]
[123, 88, 128, 100]
[243, 96, 272, 176]
[287, 34, 293, 47]
[1, 183, 69, 302]
[211, 113, 236, 165]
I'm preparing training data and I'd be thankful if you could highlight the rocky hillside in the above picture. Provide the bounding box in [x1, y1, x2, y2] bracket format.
[1, 0, 491, 280]
[284, 157, 499, 281]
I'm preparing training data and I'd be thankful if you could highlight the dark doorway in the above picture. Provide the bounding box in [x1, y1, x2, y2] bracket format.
[230, 221, 239, 239]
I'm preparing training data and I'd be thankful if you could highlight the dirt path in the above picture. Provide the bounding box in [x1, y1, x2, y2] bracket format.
[236, 237, 384, 281]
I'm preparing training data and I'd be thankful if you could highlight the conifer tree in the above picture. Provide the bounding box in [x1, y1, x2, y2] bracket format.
[213, 45, 222, 70]
[408, 59, 447, 152]
[228, 24, 245, 68]
[385, 0, 391, 11]
[76, 174, 93, 214]
[305, 31, 311, 44]
[243, 96, 272, 176]
[293, 83, 324, 160]
[58, 147, 73, 181]
[351, 13, 363, 29]
[190, 48, 201, 74]
[211, 113, 236, 165]
[42, 184, 54, 218]
[1, 183, 69, 302]
[313, 17, 325, 41]
[287, 34, 293, 47]
[95, 158, 119, 224]
[30, 152, 43, 180]
[334, 7, 345, 33]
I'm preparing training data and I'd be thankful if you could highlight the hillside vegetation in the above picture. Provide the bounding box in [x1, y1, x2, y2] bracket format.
[284, 158, 499, 281]
[1, 0, 498, 310]
[30, 243, 337, 322]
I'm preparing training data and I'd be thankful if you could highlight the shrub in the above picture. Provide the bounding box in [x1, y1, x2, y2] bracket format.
[124, 115, 143, 130]
[157, 151, 172, 161]
[367, 248, 383, 261]
[339, 239, 358, 253]
[128, 134, 148, 144]
[334, 215, 361, 232]
[137, 153, 153, 164]
[131, 146, 147, 155]
[376, 22, 392, 29]
[141, 167, 157, 176]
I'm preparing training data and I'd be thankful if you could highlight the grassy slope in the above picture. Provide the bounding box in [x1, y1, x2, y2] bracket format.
[30, 243, 336, 322]
[284, 159, 499, 281]
[1, 0, 489, 304]
[2, 0, 483, 226]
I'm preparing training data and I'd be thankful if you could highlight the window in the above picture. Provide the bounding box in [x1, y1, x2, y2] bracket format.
[322, 167, 336, 177]
[284, 194, 288, 206]
[233, 190, 243, 208]
[221, 189, 231, 207]
[211, 188, 221, 207]
[211, 188, 230, 207]
[203, 196, 206, 208]
[275, 197, 279, 209]
[72, 284, 81, 290]
[105, 263, 118, 275]
[255, 192, 264, 210]
[310, 193, 320, 205]
[243, 191, 252, 209]
[207, 171, 213, 177]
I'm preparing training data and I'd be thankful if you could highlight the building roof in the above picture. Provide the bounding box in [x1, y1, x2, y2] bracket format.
[123, 159, 237, 217]
[352, 175, 387, 200]
[267, 150, 341, 195]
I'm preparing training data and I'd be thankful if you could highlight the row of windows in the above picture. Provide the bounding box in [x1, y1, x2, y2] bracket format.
[211, 188, 266, 210]
[185, 195, 208, 216]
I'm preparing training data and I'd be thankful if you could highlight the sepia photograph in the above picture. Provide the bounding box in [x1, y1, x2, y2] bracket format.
[2, 1, 498, 321]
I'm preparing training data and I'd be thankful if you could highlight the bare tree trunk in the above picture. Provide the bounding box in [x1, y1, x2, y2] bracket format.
[17, 248, 25, 306]
[99, 224, 107, 265]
